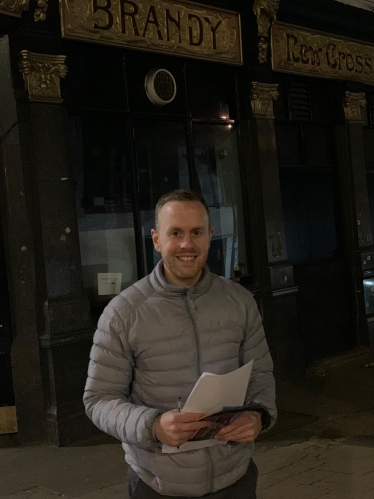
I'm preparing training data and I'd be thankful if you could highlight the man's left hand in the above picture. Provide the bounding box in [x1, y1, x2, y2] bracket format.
[215, 411, 262, 443]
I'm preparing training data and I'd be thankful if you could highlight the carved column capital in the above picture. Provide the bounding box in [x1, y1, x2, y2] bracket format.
[343, 91, 367, 123]
[34, 0, 48, 21]
[250, 82, 279, 119]
[19, 51, 68, 104]
[0, 0, 29, 17]
[253, 0, 279, 63]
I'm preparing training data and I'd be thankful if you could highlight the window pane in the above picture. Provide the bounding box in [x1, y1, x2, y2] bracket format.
[280, 169, 338, 264]
[69, 116, 138, 306]
[134, 120, 189, 273]
[304, 125, 334, 167]
[187, 63, 237, 119]
[66, 43, 127, 112]
[192, 124, 247, 278]
[275, 124, 303, 166]
[365, 130, 374, 237]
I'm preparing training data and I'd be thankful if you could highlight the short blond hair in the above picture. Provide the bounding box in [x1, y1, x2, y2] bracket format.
[155, 190, 210, 229]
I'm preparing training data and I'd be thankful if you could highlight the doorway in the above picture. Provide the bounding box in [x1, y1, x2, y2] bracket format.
[274, 76, 356, 362]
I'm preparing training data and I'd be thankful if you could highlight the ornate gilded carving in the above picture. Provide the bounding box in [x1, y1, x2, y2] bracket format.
[253, 0, 279, 63]
[60, 0, 242, 65]
[0, 0, 29, 18]
[250, 82, 279, 119]
[343, 91, 367, 123]
[34, 0, 48, 21]
[272, 22, 374, 85]
[19, 51, 68, 104]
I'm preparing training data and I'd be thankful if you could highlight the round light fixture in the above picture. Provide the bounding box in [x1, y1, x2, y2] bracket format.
[145, 69, 177, 106]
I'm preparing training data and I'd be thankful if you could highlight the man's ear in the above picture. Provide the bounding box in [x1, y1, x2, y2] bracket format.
[151, 229, 160, 252]
[209, 227, 214, 243]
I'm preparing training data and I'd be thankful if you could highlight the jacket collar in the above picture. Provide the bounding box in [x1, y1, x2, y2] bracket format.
[150, 260, 212, 298]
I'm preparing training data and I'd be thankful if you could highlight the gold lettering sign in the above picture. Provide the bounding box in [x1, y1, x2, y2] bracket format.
[272, 22, 374, 85]
[60, 0, 242, 65]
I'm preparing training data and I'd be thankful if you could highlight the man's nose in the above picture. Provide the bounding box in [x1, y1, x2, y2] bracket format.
[179, 235, 195, 248]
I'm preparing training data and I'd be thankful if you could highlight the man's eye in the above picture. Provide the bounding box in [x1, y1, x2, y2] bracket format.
[193, 230, 202, 236]
[171, 231, 180, 236]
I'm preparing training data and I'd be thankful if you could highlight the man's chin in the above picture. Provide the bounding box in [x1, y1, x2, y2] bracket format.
[172, 266, 203, 282]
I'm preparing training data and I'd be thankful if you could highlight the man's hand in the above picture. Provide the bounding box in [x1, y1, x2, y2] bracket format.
[155, 410, 211, 447]
[215, 411, 262, 443]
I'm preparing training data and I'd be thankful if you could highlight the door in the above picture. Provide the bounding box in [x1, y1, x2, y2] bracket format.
[274, 76, 356, 362]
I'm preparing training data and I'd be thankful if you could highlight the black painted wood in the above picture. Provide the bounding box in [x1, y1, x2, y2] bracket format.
[335, 122, 374, 347]
[0, 212, 14, 406]
[0, 35, 46, 443]
[249, 112, 305, 380]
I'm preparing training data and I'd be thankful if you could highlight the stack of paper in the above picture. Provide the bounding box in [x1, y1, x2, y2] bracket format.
[162, 360, 253, 454]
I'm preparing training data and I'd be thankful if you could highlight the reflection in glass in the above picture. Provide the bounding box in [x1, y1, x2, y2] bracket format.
[69, 116, 138, 304]
[134, 120, 189, 273]
[192, 124, 247, 278]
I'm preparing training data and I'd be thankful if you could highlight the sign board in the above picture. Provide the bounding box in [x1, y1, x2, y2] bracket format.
[98, 272, 122, 295]
[60, 0, 242, 65]
[272, 22, 374, 85]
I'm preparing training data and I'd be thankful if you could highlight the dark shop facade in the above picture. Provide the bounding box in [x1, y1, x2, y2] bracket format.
[1, 0, 374, 444]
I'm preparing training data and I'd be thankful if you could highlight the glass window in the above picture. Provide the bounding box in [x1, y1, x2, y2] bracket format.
[192, 124, 247, 278]
[275, 125, 303, 167]
[304, 126, 334, 167]
[134, 120, 190, 273]
[280, 169, 338, 264]
[187, 63, 237, 119]
[364, 130, 374, 236]
[69, 115, 138, 307]
[65, 43, 127, 113]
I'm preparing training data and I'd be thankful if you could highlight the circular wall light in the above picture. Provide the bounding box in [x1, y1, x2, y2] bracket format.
[145, 69, 177, 106]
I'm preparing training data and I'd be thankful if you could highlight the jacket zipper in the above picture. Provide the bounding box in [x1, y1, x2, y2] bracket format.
[183, 291, 202, 376]
[183, 290, 213, 492]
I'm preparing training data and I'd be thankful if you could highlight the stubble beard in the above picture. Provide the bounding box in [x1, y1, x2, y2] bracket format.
[163, 252, 208, 286]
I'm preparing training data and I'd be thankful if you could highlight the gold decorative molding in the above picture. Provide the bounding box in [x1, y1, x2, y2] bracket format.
[19, 51, 68, 104]
[250, 82, 279, 119]
[343, 91, 366, 123]
[272, 22, 374, 85]
[0, 0, 29, 18]
[34, 0, 48, 21]
[60, 0, 242, 65]
[253, 0, 279, 63]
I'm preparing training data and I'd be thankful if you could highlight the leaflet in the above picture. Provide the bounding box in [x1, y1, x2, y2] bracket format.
[162, 360, 253, 454]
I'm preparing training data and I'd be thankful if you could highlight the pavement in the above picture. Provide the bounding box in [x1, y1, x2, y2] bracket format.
[1, 347, 373, 499]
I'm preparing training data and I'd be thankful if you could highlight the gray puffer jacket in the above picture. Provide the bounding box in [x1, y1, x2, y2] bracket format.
[84, 261, 276, 497]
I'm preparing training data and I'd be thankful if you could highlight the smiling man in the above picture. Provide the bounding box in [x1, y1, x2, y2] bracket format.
[151, 196, 213, 288]
[84, 189, 277, 499]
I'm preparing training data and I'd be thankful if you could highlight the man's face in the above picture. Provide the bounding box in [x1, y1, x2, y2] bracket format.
[151, 201, 213, 287]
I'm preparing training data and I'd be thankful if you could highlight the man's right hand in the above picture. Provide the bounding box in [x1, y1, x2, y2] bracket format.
[155, 410, 211, 447]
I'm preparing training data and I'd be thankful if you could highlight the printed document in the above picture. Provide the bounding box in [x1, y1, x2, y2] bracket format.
[162, 360, 253, 453]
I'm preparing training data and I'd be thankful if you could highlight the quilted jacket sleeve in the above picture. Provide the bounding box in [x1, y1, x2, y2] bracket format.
[83, 304, 160, 449]
[241, 292, 277, 430]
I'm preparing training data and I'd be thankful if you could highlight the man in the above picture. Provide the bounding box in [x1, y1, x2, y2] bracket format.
[84, 189, 277, 498]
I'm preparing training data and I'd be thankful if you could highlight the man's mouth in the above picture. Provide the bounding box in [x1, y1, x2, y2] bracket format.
[177, 256, 197, 261]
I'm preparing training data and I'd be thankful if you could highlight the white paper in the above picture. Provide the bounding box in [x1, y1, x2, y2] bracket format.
[162, 360, 253, 454]
[97, 273, 122, 295]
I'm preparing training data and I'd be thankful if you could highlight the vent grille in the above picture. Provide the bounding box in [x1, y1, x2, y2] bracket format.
[288, 80, 311, 122]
